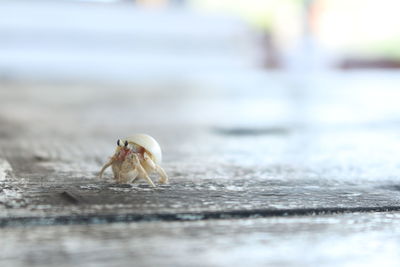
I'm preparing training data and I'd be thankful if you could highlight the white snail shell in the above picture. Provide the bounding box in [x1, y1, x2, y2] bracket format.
[125, 134, 162, 164]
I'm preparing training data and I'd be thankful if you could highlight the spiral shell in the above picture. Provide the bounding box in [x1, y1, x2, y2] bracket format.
[125, 134, 162, 164]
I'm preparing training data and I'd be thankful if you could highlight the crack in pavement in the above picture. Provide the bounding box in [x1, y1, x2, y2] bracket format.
[2, 205, 400, 228]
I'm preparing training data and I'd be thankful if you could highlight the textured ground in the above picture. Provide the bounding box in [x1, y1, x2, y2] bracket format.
[1, 71, 400, 266]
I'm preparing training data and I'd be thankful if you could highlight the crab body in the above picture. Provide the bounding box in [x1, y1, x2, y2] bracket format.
[99, 134, 168, 187]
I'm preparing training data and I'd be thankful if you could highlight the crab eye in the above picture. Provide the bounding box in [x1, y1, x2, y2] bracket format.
[124, 140, 128, 147]
[117, 139, 123, 147]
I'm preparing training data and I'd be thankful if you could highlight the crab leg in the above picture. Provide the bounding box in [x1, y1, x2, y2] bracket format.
[142, 153, 168, 184]
[138, 165, 155, 187]
[155, 165, 168, 184]
[129, 154, 155, 187]
[128, 169, 139, 183]
[99, 157, 116, 179]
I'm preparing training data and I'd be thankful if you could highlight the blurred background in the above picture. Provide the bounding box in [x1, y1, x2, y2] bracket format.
[1, 0, 400, 83]
[1, 0, 400, 158]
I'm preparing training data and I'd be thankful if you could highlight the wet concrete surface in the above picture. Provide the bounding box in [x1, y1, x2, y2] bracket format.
[1, 71, 400, 265]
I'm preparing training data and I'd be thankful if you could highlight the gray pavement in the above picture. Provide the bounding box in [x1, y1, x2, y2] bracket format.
[3, 212, 400, 267]
[1, 71, 400, 266]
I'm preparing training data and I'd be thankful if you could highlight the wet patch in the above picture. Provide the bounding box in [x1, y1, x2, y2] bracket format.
[2, 205, 400, 228]
[60, 191, 82, 205]
[378, 184, 400, 192]
[213, 127, 290, 136]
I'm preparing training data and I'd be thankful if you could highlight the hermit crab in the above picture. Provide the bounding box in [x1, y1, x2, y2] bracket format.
[99, 134, 168, 187]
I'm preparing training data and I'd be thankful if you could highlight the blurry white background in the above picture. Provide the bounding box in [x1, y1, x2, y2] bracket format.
[0, 0, 400, 83]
